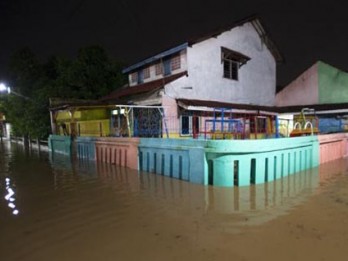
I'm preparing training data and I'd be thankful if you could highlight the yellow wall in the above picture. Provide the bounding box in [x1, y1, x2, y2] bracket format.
[77, 120, 110, 137]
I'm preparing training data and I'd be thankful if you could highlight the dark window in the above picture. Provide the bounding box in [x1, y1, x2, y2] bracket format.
[223, 59, 239, 80]
[163, 58, 171, 76]
[137, 70, 144, 84]
[181, 116, 190, 135]
[221, 47, 250, 81]
[181, 115, 199, 135]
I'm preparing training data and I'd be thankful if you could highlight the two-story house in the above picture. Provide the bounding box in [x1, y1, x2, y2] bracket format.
[102, 15, 283, 138]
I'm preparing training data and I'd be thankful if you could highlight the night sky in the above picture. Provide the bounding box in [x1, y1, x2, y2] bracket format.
[1, 0, 348, 88]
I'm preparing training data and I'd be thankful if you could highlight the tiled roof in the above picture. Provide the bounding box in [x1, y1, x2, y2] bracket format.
[100, 71, 187, 101]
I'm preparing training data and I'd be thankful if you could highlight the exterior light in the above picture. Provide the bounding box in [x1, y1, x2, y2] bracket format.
[0, 83, 11, 94]
[0, 83, 29, 100]
[112, 109, 125, 115]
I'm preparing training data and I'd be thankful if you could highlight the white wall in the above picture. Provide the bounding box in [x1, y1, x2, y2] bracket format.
[165, 22, 277, 106]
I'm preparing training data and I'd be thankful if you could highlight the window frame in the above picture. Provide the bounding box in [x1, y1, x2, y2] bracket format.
[155, 62, 163, 75]
[143, 67, 150, 79]
[131, 72, 138, 83]
[223, 58, 239, 81]
[170, 55, 181, 71]
[180, 115, 200, 136]
[221, 47, 250, 82]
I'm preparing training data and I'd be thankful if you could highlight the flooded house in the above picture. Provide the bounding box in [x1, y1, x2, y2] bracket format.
[101, 15, 284, 139]
[48, 16, 348, 187]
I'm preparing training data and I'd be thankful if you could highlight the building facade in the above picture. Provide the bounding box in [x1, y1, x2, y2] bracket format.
[103, 16, 283, 138]
[276, 61, 348, 133]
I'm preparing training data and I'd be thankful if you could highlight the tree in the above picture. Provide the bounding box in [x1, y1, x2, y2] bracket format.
[3, 47, 45, 141]
[55, 45, 127, 99]
[1, 45, 127, 140]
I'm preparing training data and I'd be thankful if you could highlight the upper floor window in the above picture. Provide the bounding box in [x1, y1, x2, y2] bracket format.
[171, 55, 181, 71]
[131, 72, 137, 83]
[163, 58, 171, 76]
[137, 70, 144, 84]
[154, 53, 181, 77]
[223, 59, 239, 80]
[143, 67, 150, 79]
[221, 47, 250, 81]
[155, 63, 163, 75]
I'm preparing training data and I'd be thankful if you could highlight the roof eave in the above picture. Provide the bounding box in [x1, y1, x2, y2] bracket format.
[122, 43, 188, 74]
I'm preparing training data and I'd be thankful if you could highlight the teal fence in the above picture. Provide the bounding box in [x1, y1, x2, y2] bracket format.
[138, 136, 319, 187]
[48, 135, 72, 156]
[76, 137, 97, 160]
[48, 135, 320, 187]
[206, 136, 319, 186]
[138, 138, 207, 184]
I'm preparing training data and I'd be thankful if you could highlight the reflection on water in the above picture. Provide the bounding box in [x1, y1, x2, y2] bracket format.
[4, 177, 19, 215]
[1, 140, 348, 261]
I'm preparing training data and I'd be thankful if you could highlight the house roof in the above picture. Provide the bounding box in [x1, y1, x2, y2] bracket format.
[122, 15, 283, 74]
[49, 98, 124, 111]
[187, 15, 283, 63]
[100, 71, 188, 102]
[277, 103, 348, 114]
[177, 99, 278, 114]
[178, 99, 348, 115]
[122, 43, 188, 74]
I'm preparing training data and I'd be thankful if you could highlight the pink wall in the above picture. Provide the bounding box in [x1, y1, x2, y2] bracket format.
[162, 94, 179, 137]
[95, 137, 140, 169]
[276, 62, 319, 106]
[318, 133, 348, 164]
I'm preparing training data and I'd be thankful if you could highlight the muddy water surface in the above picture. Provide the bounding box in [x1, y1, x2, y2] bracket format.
[1, 140, 348, 261]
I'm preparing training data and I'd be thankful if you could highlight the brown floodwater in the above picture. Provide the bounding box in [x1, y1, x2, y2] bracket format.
[1, 140, 348, 261]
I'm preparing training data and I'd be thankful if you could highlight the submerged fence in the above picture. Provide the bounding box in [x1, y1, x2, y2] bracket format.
[48, 133, 347, 187]
[206, 136, 319, 186]
[138, 136, 319, 187]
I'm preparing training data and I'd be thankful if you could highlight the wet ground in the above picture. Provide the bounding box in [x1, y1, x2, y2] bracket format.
[1, 140, 348, 261]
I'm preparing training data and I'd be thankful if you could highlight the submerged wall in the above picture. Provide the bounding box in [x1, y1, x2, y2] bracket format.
[318, 133, 348, 164]
[48, 135, 72, 156]
[49, 133, 348, 187]
[207, 136, 319, 186]
[138, 138, 207, 184]
[138, 136, 320, 187]
[95, 137, 140, 169]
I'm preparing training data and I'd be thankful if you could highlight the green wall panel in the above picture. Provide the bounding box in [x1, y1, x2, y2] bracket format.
[318, 61, 348, 104]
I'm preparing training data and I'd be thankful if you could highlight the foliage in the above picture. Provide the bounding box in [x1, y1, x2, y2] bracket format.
[51, 45, 127, 100]
[1, 45, 127, 139]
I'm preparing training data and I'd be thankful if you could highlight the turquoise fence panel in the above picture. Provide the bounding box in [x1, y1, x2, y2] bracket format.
[138, 138, 207, 184]
[48, 135, 72, 156]
[206, 136, 320, 187]
[76, 137, 97, 160]
[266, 154, 275, 182]
[137, 136, 319, 187]
[213, 156, 234, 186]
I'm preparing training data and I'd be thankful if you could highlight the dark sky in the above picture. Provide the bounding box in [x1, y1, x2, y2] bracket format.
[1, 0, 348, 87]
